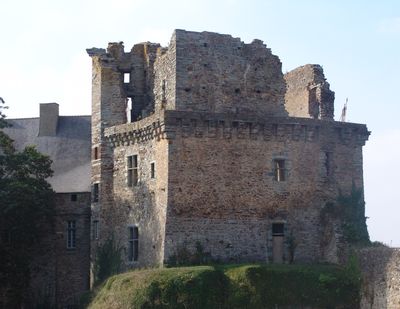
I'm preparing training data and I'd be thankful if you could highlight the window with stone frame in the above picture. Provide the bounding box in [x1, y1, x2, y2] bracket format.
[273, 159, 286, 182]
[92, 183, 99, 203]
[93, 220, 99, 240]
[67, 220, 76, 249]
[128, 226, 139, 262]
[127, 155, 138, 187]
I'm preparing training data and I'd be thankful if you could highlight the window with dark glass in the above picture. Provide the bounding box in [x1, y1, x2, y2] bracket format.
[93, 220, 99, 240]
[67, 221, 76, 249]
[92, 183, 99, 202]
[272, 223, 284, 236]
[128, 226, 139, 262]
[127, 155, 138, 187]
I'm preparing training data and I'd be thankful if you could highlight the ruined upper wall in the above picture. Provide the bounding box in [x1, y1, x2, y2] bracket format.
[171, 30, 287, 116]
[88, 30, 289, 127]
[284, 64, 335, 120]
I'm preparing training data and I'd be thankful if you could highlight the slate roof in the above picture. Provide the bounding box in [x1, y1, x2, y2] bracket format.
[3, 116, 91, 193]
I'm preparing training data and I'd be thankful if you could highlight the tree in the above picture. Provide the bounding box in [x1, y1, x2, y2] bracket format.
[0, 98, 56, 307]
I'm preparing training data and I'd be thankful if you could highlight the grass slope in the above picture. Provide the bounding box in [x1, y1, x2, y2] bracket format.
[88, 264, 360, 309]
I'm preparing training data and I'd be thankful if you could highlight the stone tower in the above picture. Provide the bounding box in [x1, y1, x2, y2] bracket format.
[87, 30, 369, 274]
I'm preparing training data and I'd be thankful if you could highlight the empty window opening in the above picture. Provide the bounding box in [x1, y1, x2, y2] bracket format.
[71, 194, 77, 202]
[162, 80, 166, 103]
[272, 223, 284, 236]
[126, 97, 132, 123]
[235, 88, 241, 94]
[93, 220, 99, 240]
[128, 226, 139, 262]
[274, 159, 286, 182]
[93, 146, 99, 160]
[151, 162, 155, 179]
[124, 73, 130, 83]
[324, 152, 332, 177]
[67, 221, 76, 249]
[92, 183, 99, 203]
[127, 155, 138, 187]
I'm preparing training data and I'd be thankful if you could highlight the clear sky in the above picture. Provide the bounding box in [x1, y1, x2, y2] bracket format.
[1, 0, 399, 246]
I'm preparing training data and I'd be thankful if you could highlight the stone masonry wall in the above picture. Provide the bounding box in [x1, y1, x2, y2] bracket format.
[54, 192, 91, 307]
[88, 30, 370, 271]
[284, 64, 335, 120]
[358, 247, 400, 309]
[163, 110, 369, 264]
[174, 30, 287, 116]
[104, 113, 169, 269]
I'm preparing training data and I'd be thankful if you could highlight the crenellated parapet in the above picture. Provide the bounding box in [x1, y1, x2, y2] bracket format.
[104, 110, 370, 148]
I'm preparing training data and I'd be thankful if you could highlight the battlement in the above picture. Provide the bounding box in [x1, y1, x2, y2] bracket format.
[104, 110, 369, 148]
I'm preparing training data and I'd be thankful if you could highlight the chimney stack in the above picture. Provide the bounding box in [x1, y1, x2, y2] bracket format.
[39, 103, 59, 136]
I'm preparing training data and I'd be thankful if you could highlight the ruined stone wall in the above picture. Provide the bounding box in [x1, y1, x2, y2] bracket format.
[88, 30, 369, 270]
[358, 247, 400, 309]
[163, 111, 369, 264]
[173, 30, 287, 116]
[153, 34, 177, 112]
[284, 64, 335, 120]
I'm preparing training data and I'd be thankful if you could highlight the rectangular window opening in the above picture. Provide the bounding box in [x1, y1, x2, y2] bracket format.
[128, 226, 139, 262]
[124, 73, 130, 83]
[71, 194, 78, 202]
[324, 152, 332, 177]
[151, 162, 155, 179]
[272, 223, 284, 236]
[67, 221, 76, 249]
[162, 79, 166, 103]
[126, 97, 132, 123]
[93, 146, 99, 160]
[92, 183, 99, 203]
[127, 155, 138, 187]
[274, 159, 286, 182]
[93, 220, 99, 240]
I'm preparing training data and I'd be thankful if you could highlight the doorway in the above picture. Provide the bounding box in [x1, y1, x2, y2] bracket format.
[272, 223, 284, 263]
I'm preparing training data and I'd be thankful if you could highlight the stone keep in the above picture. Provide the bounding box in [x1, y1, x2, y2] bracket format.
[87, 30, 369, 270]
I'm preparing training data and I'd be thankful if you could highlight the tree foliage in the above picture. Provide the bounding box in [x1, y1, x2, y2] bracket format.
[0, 98, 56, 307]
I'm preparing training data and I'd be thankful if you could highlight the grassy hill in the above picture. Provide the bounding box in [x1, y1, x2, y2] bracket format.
[87, 263, 360, 309]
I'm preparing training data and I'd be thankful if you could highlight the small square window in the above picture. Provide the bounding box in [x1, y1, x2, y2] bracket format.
[272, 223, 284, 236]
[71, 194, 78, 202]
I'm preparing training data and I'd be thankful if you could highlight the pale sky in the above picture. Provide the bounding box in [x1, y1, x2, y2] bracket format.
[1, 0, 399, 246]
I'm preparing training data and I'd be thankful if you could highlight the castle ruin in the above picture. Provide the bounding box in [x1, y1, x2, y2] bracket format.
[87, 30, 369, 271]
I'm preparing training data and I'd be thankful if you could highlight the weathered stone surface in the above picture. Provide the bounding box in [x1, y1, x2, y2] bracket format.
[88, 29, 370, 274]
[285, 64, 335, 120]
[358, 247, 400, 309]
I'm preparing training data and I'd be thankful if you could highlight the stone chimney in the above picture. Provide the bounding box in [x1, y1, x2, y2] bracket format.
[39, 103, 59, 136]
